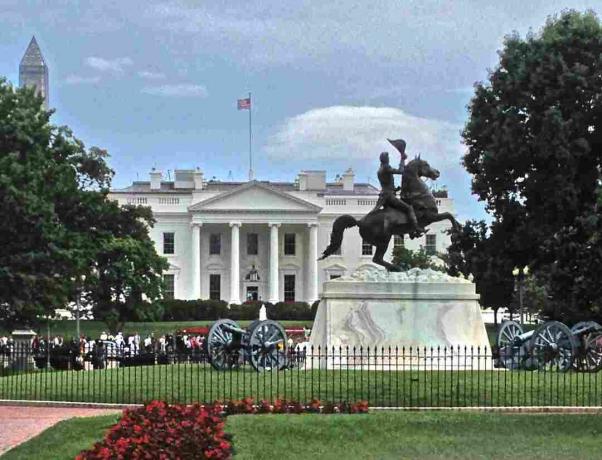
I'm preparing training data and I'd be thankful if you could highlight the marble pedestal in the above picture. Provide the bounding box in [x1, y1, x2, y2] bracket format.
[309, 268, 490, 369]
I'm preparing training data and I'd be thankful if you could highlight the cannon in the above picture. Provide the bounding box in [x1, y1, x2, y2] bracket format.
[570, 321, 602, 372]
[496, 320, 602, 372]
[206, 319, 288, 372]
[496, 320, 577, 371]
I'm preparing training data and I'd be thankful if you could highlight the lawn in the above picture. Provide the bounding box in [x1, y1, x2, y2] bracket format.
[0, 320, 314, 340]
[1, 363, 600, 407]
[227, 412, 602, 459]
[1, 414, 119, 460]
[4, 412, 602, 459]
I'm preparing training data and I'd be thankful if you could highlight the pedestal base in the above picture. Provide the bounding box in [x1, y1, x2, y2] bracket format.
[309, 268, 490, 369]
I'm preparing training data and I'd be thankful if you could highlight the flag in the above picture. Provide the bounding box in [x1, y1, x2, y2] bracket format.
[237, 97, 251, 110]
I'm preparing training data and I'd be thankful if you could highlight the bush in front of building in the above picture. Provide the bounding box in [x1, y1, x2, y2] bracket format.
[161, 299, 229, 321]
[160, 299, 317, 322]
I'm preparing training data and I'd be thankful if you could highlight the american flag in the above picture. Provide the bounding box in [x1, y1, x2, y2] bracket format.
[237, 97, 251, 110]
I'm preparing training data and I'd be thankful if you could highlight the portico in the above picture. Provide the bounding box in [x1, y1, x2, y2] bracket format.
[188, 182, 322, 304]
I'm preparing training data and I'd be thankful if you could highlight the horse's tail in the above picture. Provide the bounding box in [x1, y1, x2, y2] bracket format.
[319, 215, 358, 260]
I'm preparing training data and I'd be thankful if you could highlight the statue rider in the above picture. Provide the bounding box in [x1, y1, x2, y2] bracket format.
[369, 139, 424, 236]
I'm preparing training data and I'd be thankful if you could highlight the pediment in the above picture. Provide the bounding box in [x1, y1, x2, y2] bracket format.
[189, 181, 321, 213]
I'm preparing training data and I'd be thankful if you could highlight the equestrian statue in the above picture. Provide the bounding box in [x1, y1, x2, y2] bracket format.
[319, 138, 461, 272]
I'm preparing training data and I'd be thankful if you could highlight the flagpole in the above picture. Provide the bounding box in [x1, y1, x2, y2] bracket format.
[248, 92, 253, 181]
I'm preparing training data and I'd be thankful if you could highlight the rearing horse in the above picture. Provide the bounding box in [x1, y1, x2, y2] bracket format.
[319, 157, 461, 271]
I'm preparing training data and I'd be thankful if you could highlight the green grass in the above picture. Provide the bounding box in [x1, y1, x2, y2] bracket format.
[1, 363, 600, 407]
[5, 411, 602, 460]
[0, 320, 313, 340]
[1, 414, 119, 460]
[227, 412, 602, 460]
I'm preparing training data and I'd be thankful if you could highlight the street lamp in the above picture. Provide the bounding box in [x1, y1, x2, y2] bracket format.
[71, 274, 86, 340]
[512, 266, 529, 325]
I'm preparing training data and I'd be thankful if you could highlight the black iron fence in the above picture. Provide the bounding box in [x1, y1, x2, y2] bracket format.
[0, 343, 600, 407]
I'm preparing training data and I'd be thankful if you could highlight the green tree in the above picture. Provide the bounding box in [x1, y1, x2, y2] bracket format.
[391, 244, 446, 272]
[0, 79, 167, 329]
[446, 221, 515, 325]
[462, 11, 602, 322]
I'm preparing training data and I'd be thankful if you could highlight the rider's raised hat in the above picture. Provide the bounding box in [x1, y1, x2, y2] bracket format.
[387, 138, 406, 155]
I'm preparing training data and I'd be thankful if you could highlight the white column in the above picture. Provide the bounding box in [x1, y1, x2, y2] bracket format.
[191, 223, 201, 299]
[307, 223, 319, 303]
[268, 223, 280, 303]
[229, 222, 241, 304]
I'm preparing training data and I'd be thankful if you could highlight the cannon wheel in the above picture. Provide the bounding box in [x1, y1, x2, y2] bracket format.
[248, 320, 287, 372]
[496, 320, 524, 370]
[207, 319, 242, 370]
[572, 321, 602, 373]
[529, 321, 577, 372]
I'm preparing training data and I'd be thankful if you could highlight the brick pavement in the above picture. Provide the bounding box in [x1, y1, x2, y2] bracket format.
[0, 405, 120, 455]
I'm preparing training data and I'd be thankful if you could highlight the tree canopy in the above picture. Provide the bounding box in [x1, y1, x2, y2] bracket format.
[0, 79, 168, 329]
[462, 10, 602, 322]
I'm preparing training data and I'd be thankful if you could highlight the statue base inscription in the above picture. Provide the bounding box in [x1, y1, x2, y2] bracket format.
[309, 268, 490, 369]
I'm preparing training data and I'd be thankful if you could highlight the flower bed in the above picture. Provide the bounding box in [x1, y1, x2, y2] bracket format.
[78, 398, 368, 459]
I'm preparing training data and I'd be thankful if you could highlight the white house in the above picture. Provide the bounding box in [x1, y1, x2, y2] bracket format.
[108, 169, 455, 304]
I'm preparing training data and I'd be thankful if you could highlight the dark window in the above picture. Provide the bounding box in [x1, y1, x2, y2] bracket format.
[209, 274, 221, 300]
[163, 232, 175, 254]
[284, 233, 296, 255]
[330, 274, 341, 280]
[247, 233, 258, 255]
[209, 234, 221, 255]
[163, 274, 175, 300]
[284, 275, 296, 302]
[362, 240, 373, 256]
[426, 234, 437, 255]
[329, 232, 341, 255]
[393, 235, 404, 249]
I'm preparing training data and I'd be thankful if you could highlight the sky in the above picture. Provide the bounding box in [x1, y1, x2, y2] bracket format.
[1, 0, 600, 221]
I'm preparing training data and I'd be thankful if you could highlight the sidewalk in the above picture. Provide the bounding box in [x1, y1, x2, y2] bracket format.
[0, 405, 119, 455]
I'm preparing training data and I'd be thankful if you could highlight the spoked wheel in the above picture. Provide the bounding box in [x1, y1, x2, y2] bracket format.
[207, 319, 242, 370]
[572, 322, 602, 373]
[496, 320, 525, 370]
[248, 320, 287, 372]
[529, 321, 577, 372]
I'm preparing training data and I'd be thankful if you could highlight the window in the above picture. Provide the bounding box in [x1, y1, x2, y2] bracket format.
[209, 234, 221, 255]
[163, 232, 175, 254]
[284, 275, 296, 302]
[284, 233, 296, 255]
[247, 233, 258, 255]
[209, 274, 221, 300]
[329, 233, 342, 255]
[163, 274, 175, 300]
[362, 240, 373, 256]
[393, 235, 404, 249]
[426, 234, 437, 255]
[330, 274, 342, 280]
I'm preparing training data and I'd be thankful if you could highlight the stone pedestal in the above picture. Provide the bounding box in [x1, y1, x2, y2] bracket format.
[309, 268, 490, 369]
[11, 329, 37, 371]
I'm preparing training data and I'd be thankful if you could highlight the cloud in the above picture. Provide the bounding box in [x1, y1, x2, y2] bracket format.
[85, 56, 133, 73]
[64, 75, 101, 85]
[141, 84, 208, 97]
[265, 106, 463, 169]
[138, 70, 166, 80]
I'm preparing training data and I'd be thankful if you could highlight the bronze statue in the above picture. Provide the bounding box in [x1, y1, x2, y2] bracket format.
[320, 138, 460, 272]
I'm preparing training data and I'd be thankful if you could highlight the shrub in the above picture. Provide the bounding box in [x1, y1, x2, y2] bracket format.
[162, 299, 228, 321]
[267, 302, 313, 320]
[77, 400, 232, 460]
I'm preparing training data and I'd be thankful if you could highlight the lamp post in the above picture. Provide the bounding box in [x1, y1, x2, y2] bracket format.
[71, 274, 86, 340]
[512, 266, 529, 325]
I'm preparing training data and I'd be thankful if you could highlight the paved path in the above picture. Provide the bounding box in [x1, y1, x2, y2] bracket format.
[0, 405, 120, 455]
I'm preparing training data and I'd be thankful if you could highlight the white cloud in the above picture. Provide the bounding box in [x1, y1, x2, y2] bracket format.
[265, 106, 463, 169]
[141, 84, 208, 97]
[64, 75, 101, 85]
[85, 56, 133, 73]
[138, 70, 166, 80]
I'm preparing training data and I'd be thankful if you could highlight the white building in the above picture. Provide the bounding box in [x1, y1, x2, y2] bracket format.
[108, 169, 455, 304]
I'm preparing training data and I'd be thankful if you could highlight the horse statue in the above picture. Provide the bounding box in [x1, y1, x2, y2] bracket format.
[320, 154, 461, 272]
